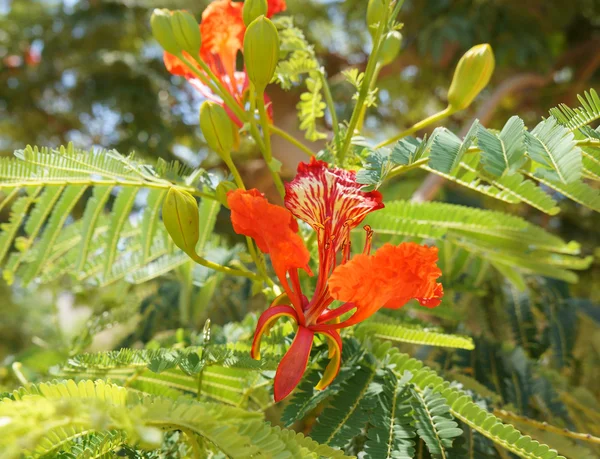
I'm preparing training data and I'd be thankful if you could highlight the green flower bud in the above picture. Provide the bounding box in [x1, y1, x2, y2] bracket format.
[171, 10, 201, 56]
[243, 0, 268, 27]
[379, 31, 402, 66]
[244, 16, 280, 93]
[199, 102, 238, 159]
[162, 188, 199, 257]
[150, 9, 180, 55]
[216, 181, 237, 208]
[367, 0, 386, 37]
[447, 43, 495, 111]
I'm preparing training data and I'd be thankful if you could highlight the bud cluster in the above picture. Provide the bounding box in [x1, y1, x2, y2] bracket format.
[150, 9, 201, 56]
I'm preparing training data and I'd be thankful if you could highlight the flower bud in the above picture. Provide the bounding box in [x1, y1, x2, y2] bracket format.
[199, 102, 238, 159]
[367, 0, 386, 37]
[150, 9, 180, 55]
[171, 10, 201, 56]
[379, 31, 402, 66]
[243, 0, 268, 27]
[216, 181, 237, 208]
[162, 188, 199, 256]
[447, 44, 495, 111]
[243, 16, 280, 93]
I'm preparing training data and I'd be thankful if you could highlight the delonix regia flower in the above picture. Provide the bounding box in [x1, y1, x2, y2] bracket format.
[162, 0, 286, 125]
[227, 158, 444, 401]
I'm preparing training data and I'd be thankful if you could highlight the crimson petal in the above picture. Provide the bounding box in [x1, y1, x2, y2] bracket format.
[274, 326, 314, 402]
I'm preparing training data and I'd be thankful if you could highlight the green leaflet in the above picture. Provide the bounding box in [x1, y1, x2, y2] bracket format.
[22, 185, 88, 284]
[549, 88, 600, 136]
[365, 200, 578, 254]
[530, 174, 600, 212]
[428, 120, 479, 174]
[103, 187, 138, 278]
[1, 379, 336, 459]
[479, 115, 527, 177]
[357, 321, 475, 350]
[298, 72, 328, 141]
[311, 366, 377, 448]
[359, 335, 566, 459]
[76, 185, 114, 271]
[273, 16, 320, 89]
[364, 369, 416, 459]
[504, 283, 541, 356]
[0, 143, 213, 285]
[0, 187, 41, 266]
[141, 188, 167, 262]
[527, 117, 582, 184]
[410, 386, 463, 457]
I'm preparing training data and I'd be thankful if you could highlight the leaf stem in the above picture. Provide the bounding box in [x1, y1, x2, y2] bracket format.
[338, 2, 390, 163]
[375, 107, 454, 149]
[494, 409, 600, 445]
[221, 155, 273, 285]
[190, 252, 259, 281]
[270, 125, 315, 157]
[386, 158, 431, 179]
[318, 68, 340, 147]
[182, 428, 203, 459]
[255, 88, 286, 198]
[181, 54, 248, 124]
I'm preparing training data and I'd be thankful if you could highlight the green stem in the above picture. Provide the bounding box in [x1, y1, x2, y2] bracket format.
[256, 88, 286, 198]
[318, 69, 340, 147]
[338, 2, 390, 163]
[182, 428, 203, 459]
[220, 157, 272, 285]
[11, 362, 28, 386]
[179, 54, 248, 124]
[375, 106, 454, 149]
[178, 261, 193, 325]
[356, 64, 382, 132]
[190, 252, 258, 280]
[576, 138, 600, 147]
[176, 54, 274, 285]
[386, 158, 430, 179]
[223, 156, 245, 189]
[270, 125, 315, 157]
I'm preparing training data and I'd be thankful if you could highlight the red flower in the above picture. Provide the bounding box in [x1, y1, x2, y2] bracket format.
[227, 158, 443, 401]
[162, 0, 284, 125]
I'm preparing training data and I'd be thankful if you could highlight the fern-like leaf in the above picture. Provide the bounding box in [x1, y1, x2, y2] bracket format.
[479, 116, 526, 177]
[410, 386, 463, 457]
[526, 117, 582, 184]
[0, 143, 218, 286]
[364, 369, 416, 459]
[357, 320, 475, 350]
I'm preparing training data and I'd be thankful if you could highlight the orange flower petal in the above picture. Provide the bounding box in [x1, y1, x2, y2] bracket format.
[328, 242, 443, 326]
[200, 0, 245, 78]
[274, 326, 314, 402]
[163, 51, 199, 79]
[267, 0, 287, 17]
[227, 188, 310, 284]
[314, 329, 342, 391]
[251, 305, 298, 360]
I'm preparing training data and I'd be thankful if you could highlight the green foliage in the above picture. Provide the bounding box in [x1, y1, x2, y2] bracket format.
[410, 385, 463, 457]
[0, 143, 223, 287]
[357, 91, 600, 215]
[1, 3, 599, 459]
[364, 200, 591, 286]
[364, 369, 416, 459]
[479, 116, 526, 177]
[356, 320, 475, 350]
[297, 72, 328, 141]
[0, 379, 341, 459]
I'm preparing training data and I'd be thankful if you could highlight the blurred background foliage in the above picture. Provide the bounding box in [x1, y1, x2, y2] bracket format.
[0, 0, 599, 456]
